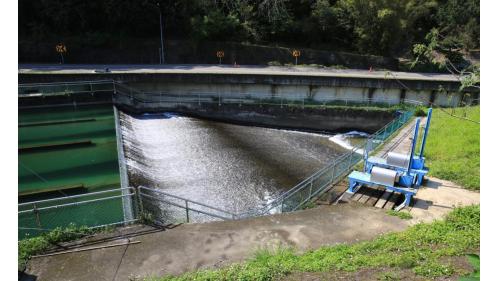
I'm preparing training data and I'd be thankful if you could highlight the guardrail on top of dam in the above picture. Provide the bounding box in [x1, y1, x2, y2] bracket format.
[18, 80, 420, 236]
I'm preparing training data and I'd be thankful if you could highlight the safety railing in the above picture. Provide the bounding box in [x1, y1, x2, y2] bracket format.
[237, 108, 416, 216]
[138, 186, 237, 225]
[18, 187, 138, 239]
[132, 109, 416, 220]
[18, 80, 115, 97]
[113, 87, 415, 110]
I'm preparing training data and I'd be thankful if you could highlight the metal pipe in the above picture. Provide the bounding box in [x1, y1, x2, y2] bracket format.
[18, 187, 132, 207]
[419, 108, 433, 159]
[407, 118, 421, 173]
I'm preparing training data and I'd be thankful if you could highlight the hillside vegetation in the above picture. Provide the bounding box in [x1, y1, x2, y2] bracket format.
[20, 0, 479, 59]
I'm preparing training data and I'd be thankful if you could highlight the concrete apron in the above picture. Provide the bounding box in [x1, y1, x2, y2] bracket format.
[26, 204, 408, 281]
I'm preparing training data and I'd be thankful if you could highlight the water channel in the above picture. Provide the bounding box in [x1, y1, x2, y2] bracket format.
[121, 111, 365, 214]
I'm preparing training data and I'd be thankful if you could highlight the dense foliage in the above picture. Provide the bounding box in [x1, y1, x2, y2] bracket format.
[19, 0, 479, 57]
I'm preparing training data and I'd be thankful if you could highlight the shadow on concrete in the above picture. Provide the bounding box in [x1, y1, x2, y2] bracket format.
[423, 178, 442, 189]
[18, 271, 37, 281]
[411, 198, 433, 210]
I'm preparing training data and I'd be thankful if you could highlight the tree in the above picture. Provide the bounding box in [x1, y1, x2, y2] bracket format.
[411, 29, 479, 90]
[336, 0, 407, 56]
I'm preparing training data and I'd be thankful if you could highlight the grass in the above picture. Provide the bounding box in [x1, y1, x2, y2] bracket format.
[423, 106, 480, 190]
[386, 210, 413, 220]
[18, 224, 108, 270]
[146, 205, 479, 281]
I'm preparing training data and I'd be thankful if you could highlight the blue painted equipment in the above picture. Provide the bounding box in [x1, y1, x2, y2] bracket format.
[347, 110, 432, 211]
[365, 108, 433, 187]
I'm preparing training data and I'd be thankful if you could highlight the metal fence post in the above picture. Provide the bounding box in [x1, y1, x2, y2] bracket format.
[331, 163, 337, 182]
[138, 187, 144, 217]
[185, 201, 190, 223]
[33, 203, 41, 228]
[349, 149, 354, 168]
[309, 179, 313, 199]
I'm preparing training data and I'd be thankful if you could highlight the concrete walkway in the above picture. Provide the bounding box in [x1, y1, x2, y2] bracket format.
[25, 204, 408, 281]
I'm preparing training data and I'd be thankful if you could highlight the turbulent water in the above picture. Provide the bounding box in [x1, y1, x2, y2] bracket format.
[120, 112, 355, 213]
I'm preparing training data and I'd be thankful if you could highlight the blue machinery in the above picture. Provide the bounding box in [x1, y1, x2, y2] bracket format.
[347, 108, 433, 211]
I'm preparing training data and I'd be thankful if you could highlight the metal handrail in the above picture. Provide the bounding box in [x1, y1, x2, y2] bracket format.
[139, 192, 233, 221]
[18, 192, 135, 214]
[18, 187, 134, 208]
[138, 186, 237, 218]
[18, 80, 115, 87]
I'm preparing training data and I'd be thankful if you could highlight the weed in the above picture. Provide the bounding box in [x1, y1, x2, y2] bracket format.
[300, 201, 316, 210]
[377, 271, 400, 280]
[18, 224, 95, 270]
[386, 210, 413, 220]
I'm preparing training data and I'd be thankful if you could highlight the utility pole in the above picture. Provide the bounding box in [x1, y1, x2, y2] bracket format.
[157, 2, 165, 64]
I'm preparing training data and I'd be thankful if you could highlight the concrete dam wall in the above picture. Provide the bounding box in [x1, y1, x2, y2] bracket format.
[117, 101, 395, 134]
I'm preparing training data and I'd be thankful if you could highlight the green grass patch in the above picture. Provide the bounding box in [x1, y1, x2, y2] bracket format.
[386, 210, 413, 220]
[146, 205, 479, 281]
[18, 224, 107, 270]
[424, 106, 480, 190]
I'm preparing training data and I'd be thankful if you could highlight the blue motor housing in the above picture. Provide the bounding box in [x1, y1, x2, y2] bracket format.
[398, 173, 414, 187]
[411, 156, 425, 170]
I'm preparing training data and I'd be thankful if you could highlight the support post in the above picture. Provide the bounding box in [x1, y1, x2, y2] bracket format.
[407, 118, 421, 173]
[419, 108, 433, 159]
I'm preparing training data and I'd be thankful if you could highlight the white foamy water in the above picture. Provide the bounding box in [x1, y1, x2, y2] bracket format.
[120, 112, 349, 214]
[328, 132, 367, 155]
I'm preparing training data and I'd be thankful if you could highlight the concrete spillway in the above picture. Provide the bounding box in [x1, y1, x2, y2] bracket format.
[120, 112, 349, 213]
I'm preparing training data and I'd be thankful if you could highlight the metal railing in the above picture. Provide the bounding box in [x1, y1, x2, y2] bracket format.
[18, 80, 115, 97]
[113, 86, 414, 109]
[138, 186, 237, 224]
[18, 187, 138, 239]
[237, 109, 415, 216]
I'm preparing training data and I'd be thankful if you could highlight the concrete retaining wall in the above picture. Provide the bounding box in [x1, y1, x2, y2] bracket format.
[115, 95, 396, 133]
[126, 81, 464, 107]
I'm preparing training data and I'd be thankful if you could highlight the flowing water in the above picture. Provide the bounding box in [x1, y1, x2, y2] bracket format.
[121, 112, 357, 214]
